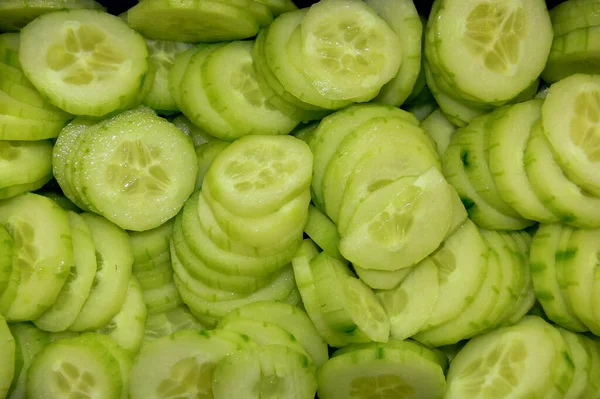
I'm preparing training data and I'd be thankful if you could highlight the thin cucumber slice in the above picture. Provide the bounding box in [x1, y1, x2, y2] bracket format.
[299, 0, 402, 102]
[542, 25, 600, 84]
[550, 0, 600, 36]
[128, 0, 259, 42]
[0, 0, 105, 32]
[560, 328, 592, 399]
[0, 140, 52, 189]
[129, 329, 249, 399]
[171, 222, 271, 294]
[69, 213, 133, 331]
[0, 113, 68, 140]
[219, 301, 328, 368]
[563, 228, 600, 334]
[265, 10, 351, 110]
[132, 250, 170, 274]
[0, 33, 21, 68]
[355, 266, 414, 291]
[0, 225, 12, 297]
[96, 276, 147, 355]
[19, 9, 148, 116]
[0, 316, 14, 399]
[212, 344, 317, 399]
[26, 334, 123, 399]
[310, 104, 418, 209]
[500, 233, 535, 326]
[202, 40, 299, 138]
[217, 319, 308, 357]
[0, 72, 61, 112]
[420, 108, 456, 157]
[542, 74, 600, 196]
[443, 120, 536, 230]
[0, 89, 71, 121]
[142, 305, 206, 345]
[174, 265, 296, 326]
[253, 0, 296, 16]
[488, 99, 559, 222]
[0, 174, 52, 200]
[168, 45, 200, 112]
[525, 120, 600, 228]
[205, 134, 312, 217]
[450, 112, 528, 220]
[194, 140, 228, 190]
[142, 281, 183, 314]
[317, 345, 446, 399]
[0, 193, 73, 321]
[291, 122, 318, 146]
[7, 322, 50, 398]
[33, 211, 98, 332]
[143, 39, 193, 112]
[78, 107, 197, 231]
[310, 252, 390, 344]
[376, 258, 439, 341]
[431, 0, 553, 104]
[129, 218, 173, 265]
[582, 336, 600, 397]
[135, 261, 173, 291]
[367, 0, 422, 106]
[445, 316, 571, 399]
[339, 167, 453, 271]
[304, 204, 342, 260]
[172, 114, 216, 148]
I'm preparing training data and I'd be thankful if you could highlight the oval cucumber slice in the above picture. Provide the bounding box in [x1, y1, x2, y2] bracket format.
[168, 45, 200, 112]
[0, 316, 14, 399]
[33, 211, 98, 332]
[69, 213, 133, 331]
[304, 204, 342, 260]
[142, 305, 206, 346]
[550, 0, 600, 37]
[212, 344, 317, 399]
[129, 218, 174, 265]
[172, 114, 216, 148]
[194, 140, 229, 191]
[0, 140, 52, 190]
[19, 9, 148, 116]
[559, 328, 591, 399]
[420, 108, 456, 158]
[7, 322, 50, 398]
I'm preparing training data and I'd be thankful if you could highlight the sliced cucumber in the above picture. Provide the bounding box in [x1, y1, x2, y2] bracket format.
[212, 344, 317, 399]
[168, 45, 200, 112]
[142, 281, 183, 314]
[560, 328, 591, 399]
[0, 140, 52, 190]
[142, 305, 205, 345]
[172, 114, 216, 148]
[19, 9, 148, 116]
[550, 0, 600, 36]
[0, 193, 73, 321]
[69, 213, 133, 331]
[543, 26, 600, 84]
[194, 140, 229, 190]
[0, 113, 68, 141]
[7, 322, 50, 398]
[420, 108, 456, 157]
[33, 211, 98, 332]
[304, 204, 342, 260]
[128, 0, 259, 43]
[129, 218, 174, 265]
[0, 225, 12, 298]
[317, 344, 446, 399]
[0, 316, 14, 399]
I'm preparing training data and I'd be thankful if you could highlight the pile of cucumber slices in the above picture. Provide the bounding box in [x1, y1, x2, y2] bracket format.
[1, 0, 600, 397]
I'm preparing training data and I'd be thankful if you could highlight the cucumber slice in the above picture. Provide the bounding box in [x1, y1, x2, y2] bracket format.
[26, 334, 123, 399]
[265, 10, 351, 110]
[143, 39, 193, 112]
[0, 225, 12, 298]
[219, 301, 328, 368]
[376, 258, 439, 341]
[194, 140, 229, 190]
[430, 0, 552, 104]
[168, 45, 200, 112]
[7, 323, 50, 398]
[445, 316, 570, 399]
[317, 344, 446, 399]
[212, 344, 317, 399]
[304, 204, 342, 260]
[0, 175, 52, 201]
[366, 0, 422, 106]
[310, 252, 390, 344]
[33, 212, 98, 332]
[0, 316, 14, 399]
[205, 134, 312, 217]
[563, 228, 600, 334]
[127, 0, 259, 43]
[142, 305, 206, 345]
[0, 33, 21, 68]
[355, 266, 414, 291]
[132, 250, 170, 274]
[129, 218, 174, 265]
[0, 0, 105, 32]
[299, 0, 402, 101]
[202, 40, 299, 138]
[253, 0, 296, 16]
[96, 276, 147, 356]
[0, 88, 71, 121]
[19, 9, 148, 116]
[0, 140, 52, 190]
[0, 113, 68, 141]
[542, 74, 600, 196]
[420, 108, 456, 157]
[560, 328, 591, 399]
[542, 25, 600, 84]
[339, 167, 453, 271]
[582, 336, 600, 397]
[143, 281, 183, 314]
[488, 99, 559, 222]
[69, 213, 133, 331]
[217, 319, 308, 357]
[172, 114, 216, 148]
[135, 260, 173, 291]
[0, 193, 73, 321]
[77, 107, 197, 231]
[550, 0, 600, 36]
[130, 329, 249, 399]
[524, 120, 600, 227]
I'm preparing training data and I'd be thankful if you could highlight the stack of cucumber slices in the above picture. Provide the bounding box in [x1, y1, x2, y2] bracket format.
[2, 0, 600, 397]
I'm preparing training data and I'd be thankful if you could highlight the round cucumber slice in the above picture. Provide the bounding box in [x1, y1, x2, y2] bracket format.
[19, 9, 149, 116]
[205, 134, 312, 217]
[0, 140, 52, 190]
[212, 344, 317, 399]
[128, 0, 259, 43]
[317, 345, 446, 399]
[542, 73, 600, 196]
